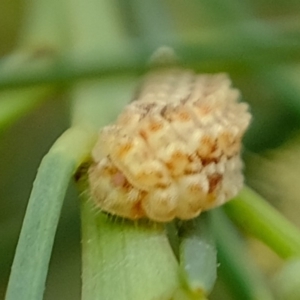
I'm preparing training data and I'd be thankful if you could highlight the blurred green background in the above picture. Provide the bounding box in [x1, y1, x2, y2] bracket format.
[1, 0, 300, 299]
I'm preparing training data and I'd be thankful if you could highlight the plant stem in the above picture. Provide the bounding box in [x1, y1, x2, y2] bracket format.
[178, 213, 217, 298]
[125, 0, 175, 47]
[0, 86, 52, 132]
[211, 208, 274, 300]
[65, 0, 131, 61]
[5, 127, 96, 300]
[0, 31, 299, 90]
[17, 0, 67, 50]
[81, 200, 179, 300]
[273, 258, 300, 299]
[0, 0, 68, 131]
[224, 186, 300, 259]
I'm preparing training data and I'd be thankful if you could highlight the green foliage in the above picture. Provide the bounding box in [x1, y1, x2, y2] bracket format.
[225, 187, 300, 259]
[5, 128, 96, 300]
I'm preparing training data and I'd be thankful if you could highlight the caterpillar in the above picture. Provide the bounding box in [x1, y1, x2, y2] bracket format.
[88, 68, 251, 222]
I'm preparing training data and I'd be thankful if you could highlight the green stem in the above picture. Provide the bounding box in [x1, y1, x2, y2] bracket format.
[65, 0, 131, 60]
[273, 258, 300, 299]
[211, 208, 274, 300]
[5, 127, 96, 300]
[81, 200, 179, 300]
[125, 0, 175, 47]
[17, 0, 67, 50]
[224, 186, 300, 259]
[0, 32, 299, 90]
[0, 86, 52, 132]
[178, 214, 217, 298]
[0, 0, 68, 131]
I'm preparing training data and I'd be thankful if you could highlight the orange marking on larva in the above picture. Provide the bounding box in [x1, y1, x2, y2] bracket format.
[134, 170, 166, 187]
[201, 157, 220, 166]
[211, 143, 218, 152]
[111, 172, 126, 187]
[131, 200, 144, 218]
[165, 161, 175, 172]
[202, 135, 213, 145]
[116, 143, 133, 158]
[155, 171, 163, 179]
[218, 132, 241, 156]
[101, 161, 119, 176]
[124, 180, 133, 189]
[206, 193, 216, 204]
[148, 121, 163, 132]
[154, 183, 170, 189]
[198, 136, 219, 158]
[189, 183, 202, 193]
[178, 111, 191, 122]
[172, 151, 185, 160]
[139, 130, 148, 140]
[220, 132, 235, 145]
[196, 103, 213, 116]
[165, 151, 187, 175]
[208, 174, 222, 193]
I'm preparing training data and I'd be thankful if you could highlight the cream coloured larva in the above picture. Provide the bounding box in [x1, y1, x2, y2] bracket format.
[88, 68, 251, 222]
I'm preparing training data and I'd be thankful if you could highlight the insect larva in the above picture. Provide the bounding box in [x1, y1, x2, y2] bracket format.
[88, 68, 251, 222]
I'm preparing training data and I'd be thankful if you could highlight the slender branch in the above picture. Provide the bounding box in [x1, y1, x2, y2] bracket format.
[5, 127, 97, 300]
[210, 209, 273, 300]
[0, 85, 52, 132]
[0, 0, 68, 131]
[0, 29, 299, 90]
[178, 213, 217, 298]
[224, 186, 300, 259]
[81, 201, 179, 300]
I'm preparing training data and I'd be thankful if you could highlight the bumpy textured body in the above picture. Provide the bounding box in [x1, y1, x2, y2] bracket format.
[88, 68, 251, 221]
